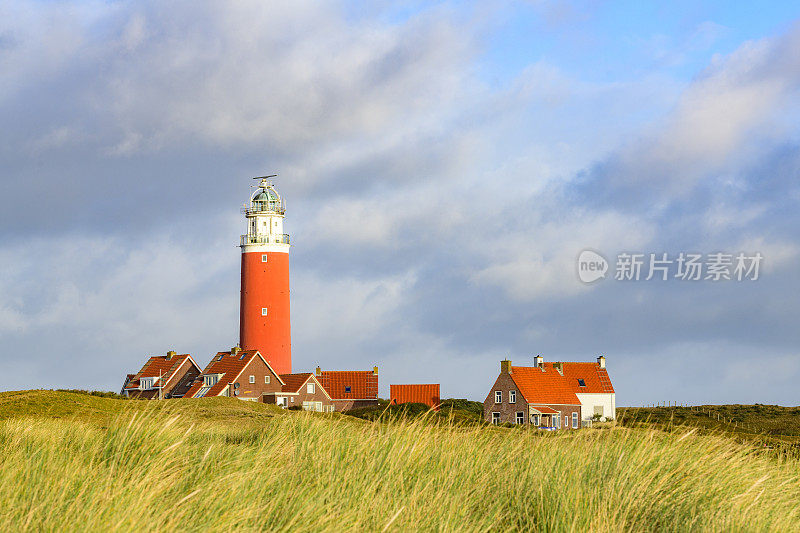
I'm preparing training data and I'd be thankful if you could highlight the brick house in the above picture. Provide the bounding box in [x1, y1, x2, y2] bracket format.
[122, 351, 201, 399]
[483, 359, 582, 429]
[315, 366, 379, 412]
[262, 372, 335, 412]
[390, 384, 440, 411]
[185, 347, 283, 400]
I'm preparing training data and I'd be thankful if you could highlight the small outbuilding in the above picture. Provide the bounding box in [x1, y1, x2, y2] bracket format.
[390, 384, 440, 411]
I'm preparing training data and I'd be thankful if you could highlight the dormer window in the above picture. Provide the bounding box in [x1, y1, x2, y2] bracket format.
[345, 386, 351, 393]
[577, 379, 586, 387]
[204, 375, 219, 387]
[140, 378, 154, 390]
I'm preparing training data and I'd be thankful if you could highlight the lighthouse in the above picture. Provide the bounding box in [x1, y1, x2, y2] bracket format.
[239, 176, 292, 374]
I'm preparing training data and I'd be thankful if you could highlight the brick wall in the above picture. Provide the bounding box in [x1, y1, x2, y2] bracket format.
[231, 357, 283, 399]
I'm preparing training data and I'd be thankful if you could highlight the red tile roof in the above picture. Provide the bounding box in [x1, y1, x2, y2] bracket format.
[547, 362, 615, 393]
[510, 366, 581, 405]
[280, 373, 313, 393]
[528, 405, 559, 414]
[390, 384, 440, 410]
[185, 350, 282, 398]
[317, 370, 378, 400]
[278, 373, 332, 399]
[125, 354, 197, 391]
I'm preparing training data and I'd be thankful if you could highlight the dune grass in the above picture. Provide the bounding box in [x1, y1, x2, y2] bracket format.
[0, 393, 799, 531]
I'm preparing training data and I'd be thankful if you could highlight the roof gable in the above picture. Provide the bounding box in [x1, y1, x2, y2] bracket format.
[279, 373, 332, 399]
[125, 354, 196, 390]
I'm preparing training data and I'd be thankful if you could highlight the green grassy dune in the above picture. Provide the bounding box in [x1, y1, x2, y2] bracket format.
[1, 390, 799, 531]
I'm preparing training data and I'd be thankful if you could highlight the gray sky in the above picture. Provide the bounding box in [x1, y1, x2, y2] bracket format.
[2, 1, 799, 405]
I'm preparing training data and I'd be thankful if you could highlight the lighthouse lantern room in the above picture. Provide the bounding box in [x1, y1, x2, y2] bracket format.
[239, 177, 292, 375]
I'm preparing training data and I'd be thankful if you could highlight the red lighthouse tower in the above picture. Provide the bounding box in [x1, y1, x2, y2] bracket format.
[239, 176, 291, 374]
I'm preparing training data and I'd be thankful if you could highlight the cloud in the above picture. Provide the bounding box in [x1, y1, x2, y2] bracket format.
[1, 3, 800, 407]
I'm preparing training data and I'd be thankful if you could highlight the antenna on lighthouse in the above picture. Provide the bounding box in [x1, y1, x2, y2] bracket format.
[252, 174, 277, 188]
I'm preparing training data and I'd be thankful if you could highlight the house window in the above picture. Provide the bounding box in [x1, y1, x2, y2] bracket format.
[262, 254, 268, 262]
[515, 412, 524, 424]
[594, 405, 604, 417]
[577, 378, 586, 387]
[345, 386, 351, 393]
[531, 414, 540, 426]
[565, 416, 569, 428]
[249, 375, 255, 384]
[140, 378, 153, 390]
[261, 308, 268, 316]
[203, 375, 218, 387]
[265, 375, 270, 384]
[307, 383, 315, 394]
[290, 397, 294, 403]
[572, 412, 578, 429]
[554, 415, 560, 429]
[509, 390, 516, 403]
[491, 412, 500, 424]
[494, 391, 502, 404]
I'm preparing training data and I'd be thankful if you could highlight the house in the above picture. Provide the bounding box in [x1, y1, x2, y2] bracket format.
[552, 355, 616, 422]
[184, 347, 283, 400]
[390, 384, 440, 411]
[315, 366, 379, 412]
[262, 372, 335, 412]
[122, 351, 201, 399]
[483, 359, 582, 429]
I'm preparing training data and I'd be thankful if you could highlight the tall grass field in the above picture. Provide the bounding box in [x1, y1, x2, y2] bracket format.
[1, 391, 799, 531]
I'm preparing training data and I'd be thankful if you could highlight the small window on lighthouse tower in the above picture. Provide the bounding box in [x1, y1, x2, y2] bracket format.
[261, 254, 268, 262]
[261, 308, 268, 316]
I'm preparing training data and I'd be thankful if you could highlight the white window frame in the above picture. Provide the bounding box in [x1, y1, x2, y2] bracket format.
[140, 378, 153, 390]
[307, 383, 315, 394]
[261, 254, 268, 262]
[290, 397, 294, 403]
[572, 412, 578, 429]
[261, 308, 268, 316]
[265, 375, 270, 384]
[515, 411, 524, 424]
[491, 412, 501, 425]
[531, 414, 540, 426]
[509, 390, 516, 403]
[565, 416, 569, 428]
[494, 391, 502, 404]
[249, 375, 255, 384]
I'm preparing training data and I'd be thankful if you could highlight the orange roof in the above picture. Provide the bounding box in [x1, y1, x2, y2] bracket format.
[528, 405, 559, 414]
[125, 354, 196, 390]
[390, 384, 440, 410]
[185, 350, 281, 398]
[317, 370, 378, 400]
[510, 366, 581, 405]
[548, 362, 615, 393]
[280, 373, 313, 393]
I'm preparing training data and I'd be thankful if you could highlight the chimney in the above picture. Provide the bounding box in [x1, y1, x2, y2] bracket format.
[553, 361, 563, 375]
[373, 366, 379, 376]
[534, 355, 543, 369]
[501, 359, 512, 374]
[597, 355, 606, 369]
[316, 366, 322, 376]
[231, 345, 241, 355]
[166, 350, 176, 360]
